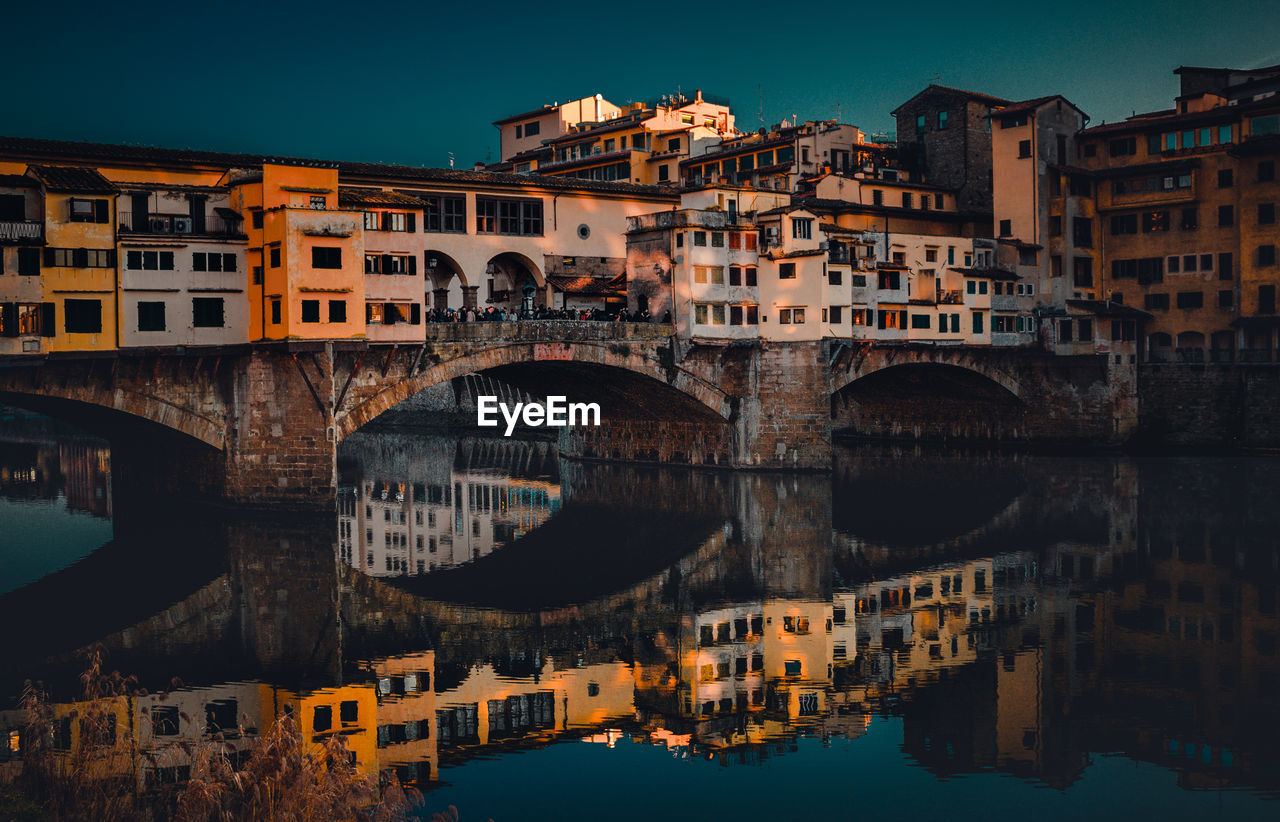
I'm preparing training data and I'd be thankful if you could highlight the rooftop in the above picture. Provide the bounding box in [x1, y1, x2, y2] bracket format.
[25, 164, 119, 193]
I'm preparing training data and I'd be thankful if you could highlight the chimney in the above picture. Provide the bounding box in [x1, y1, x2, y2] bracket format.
[695, 89, 703, 103]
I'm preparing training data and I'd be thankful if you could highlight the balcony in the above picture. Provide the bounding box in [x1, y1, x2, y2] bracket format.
[0, 220, 42, 243]
[938, 290, 965, 305]
[116, 213, 243, 238]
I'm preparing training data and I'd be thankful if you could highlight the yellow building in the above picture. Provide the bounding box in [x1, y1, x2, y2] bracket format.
[262, 683, 379, 775]
[27, 165, 120, 352]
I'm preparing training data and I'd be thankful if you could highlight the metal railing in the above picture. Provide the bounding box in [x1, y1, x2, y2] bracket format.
[0, 220, 42, 242]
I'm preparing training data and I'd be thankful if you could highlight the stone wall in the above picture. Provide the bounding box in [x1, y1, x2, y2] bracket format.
[1137, 363, 1280, 449]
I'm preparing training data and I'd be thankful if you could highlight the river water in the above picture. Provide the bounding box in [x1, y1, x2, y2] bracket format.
[1, 415, 1278, 820]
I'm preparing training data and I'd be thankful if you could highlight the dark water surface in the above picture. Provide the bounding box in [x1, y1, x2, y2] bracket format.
[2, 417, 1278, 820]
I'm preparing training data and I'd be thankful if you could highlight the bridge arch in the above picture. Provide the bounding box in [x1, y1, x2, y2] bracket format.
[425, 249, 468, 310]
[335, 338, 733, 442]
[832, 347, 1024, 402]
[0, 376, 226, 450]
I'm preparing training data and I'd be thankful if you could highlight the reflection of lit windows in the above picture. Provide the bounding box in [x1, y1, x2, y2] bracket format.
[314, 706, 333, 733]
[784, 660, 801, 676]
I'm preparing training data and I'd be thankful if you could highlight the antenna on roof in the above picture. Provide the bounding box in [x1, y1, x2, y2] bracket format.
[448, 152, 455, 169]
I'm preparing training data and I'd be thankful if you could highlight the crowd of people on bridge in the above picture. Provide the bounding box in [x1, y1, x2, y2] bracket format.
[424, 306, 670, 323]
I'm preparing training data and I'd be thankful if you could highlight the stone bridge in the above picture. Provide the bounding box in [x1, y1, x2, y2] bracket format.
[0, 325, 1136, 506]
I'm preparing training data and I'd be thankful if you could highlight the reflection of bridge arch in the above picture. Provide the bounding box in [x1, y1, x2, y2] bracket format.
[335, 339, 734, 441]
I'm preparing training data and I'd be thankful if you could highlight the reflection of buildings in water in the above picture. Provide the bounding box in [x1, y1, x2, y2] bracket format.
[0, 437, 111, 518]
[431, 655, 634, 763]
[338, 472, 561, 578]
[370, 652, 437, 788]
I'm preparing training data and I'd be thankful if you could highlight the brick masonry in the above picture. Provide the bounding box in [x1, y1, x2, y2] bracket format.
[1137, 364, 1280, 449]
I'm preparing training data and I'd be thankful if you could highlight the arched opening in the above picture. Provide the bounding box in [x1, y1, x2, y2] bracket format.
[1210, 329, 1236, 363]
[485, 252, 547, 315]
[1175, 330, 1205, 363]
[832, 363, 1024, 442]
[424, 250, 467, 312]
[1148, 332, 1173, 363]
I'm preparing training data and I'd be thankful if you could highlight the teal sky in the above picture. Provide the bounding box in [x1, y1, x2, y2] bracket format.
[2, 0, 1277, 168]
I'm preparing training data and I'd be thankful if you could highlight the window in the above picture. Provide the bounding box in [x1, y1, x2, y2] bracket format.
[878, 270, 900, 290]
[902, 192, 913, 209]
[915, 114, 925, 136]
[675, 233, 684, 248]
[1073, 258, 1093, 287]
[1019, 247, 1037, 266]
[658, 165, 669, 182]
[1219, 289, 1234, 308]
[193, 252, 237, 272]
[710, 266, 724, 285]
[1219, 252, 1234, 280]
[192, 297, 225, 327]
[1177, 291, 1204, 309]
[792, 218, 812, 240]
[1260, 245, 1278, 266]
[1252, 115, 1280, 136]
[1200, 253, 1213, 272]
[747, 305, 759, 324]
[329, 300, 347, 323]
[744, 233, 757, 251]
[14, 247, 38, 276]
[1180, 208, 1198, 230]
[779, 263, 796, 279]
[829, 268, 842, 285]
[999, 219, 1011, 237]
[1111, 214, 1138, 235]
[711, 305, 726, 325]
[1138, 257, 1165, 284]
[711, 231, 725, 247]
[778, 307, 805, 324]
[1259, 203, 1276, 225]
[1142, 211, 1170, 232]
[524, 120, 540, 137]
[312, 247, 342, 268]
[1049, 215, 1062, 236]
[301, 300, 320, 323]
[693, 231, 707, 247]
[1073, 217, 1093, 248]
[694, 304, 708, 325]
[1168, 255, 1180, 273]
[1261, 284, 1277, 313]
[1219, 124, 1233, 143]
[1109, 137, 1137, 157]
[68, 198, 108, 223]
[937, 110, 949, 130]
[1219, 169, 1234, 188]
[693, 266, 708, 284]
[270, 247, 281, 267]
[911, 313, 931, 329]
[421, 194, 465, 233]
[137, 301, 165, 332]
[476, 197, 542, 235]
[872, 189, 883, 206]
[270, 299, 281, 323]
[63, 299, 101, 333]
[1018, 140, 1031, 158]
[830, 305, 843, 323]
[1218, 205, 1234, 227]
[972, 311, 984, 334]
[1144, 293, 1170, 310]
[729, 266, 741, 286]
[1260, 161, 1276, 183]
[745, 267, 757, 286]
[730, 305, 743, 325]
